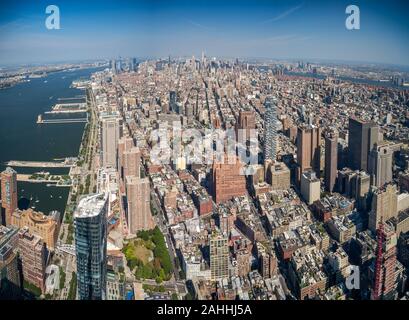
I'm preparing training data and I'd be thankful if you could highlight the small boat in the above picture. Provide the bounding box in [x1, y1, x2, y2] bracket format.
[44, 80, 48, 83]
[59, 196, 62, 199]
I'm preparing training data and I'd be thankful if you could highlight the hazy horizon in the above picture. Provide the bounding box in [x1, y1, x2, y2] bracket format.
[1, 0, 409, 66]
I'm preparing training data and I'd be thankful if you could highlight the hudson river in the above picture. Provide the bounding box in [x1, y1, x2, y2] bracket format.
[0, 67, 100, 214]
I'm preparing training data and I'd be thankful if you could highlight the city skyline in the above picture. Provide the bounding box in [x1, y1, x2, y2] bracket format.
[2, 0, 409, 304]
[0, 0, 409, 66]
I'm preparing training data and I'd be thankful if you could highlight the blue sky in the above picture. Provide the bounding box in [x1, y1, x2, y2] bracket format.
[0, 0, 408, 66]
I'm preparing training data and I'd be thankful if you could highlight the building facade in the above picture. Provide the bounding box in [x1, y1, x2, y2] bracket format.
[18, 227, 47, 294]
[324, 131, 338, 193]
[74, 193, 108, 300]
[1, 167, 18, 226]
[101, 117, 121, 169]
[11, 208, 59, 251]
[212, 159, 247, 204]
[210, 235, 229, 280]
[125, 176, 154, 234]
[348, 117, 378, 172]
[263, 97, 278, 162]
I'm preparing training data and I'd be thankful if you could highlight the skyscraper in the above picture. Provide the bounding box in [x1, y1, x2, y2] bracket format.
[368, 143, 393, 188]
[348, 117, 379, 172]
[296, 125, 322, 183]
[101, 117, 121, 169]
[123, 147, 141, 179]
[110, 59, 116, 74]
[210, 234, 229, 280]
[169, 91, 177, 113]
[125, 176, 154, 234]
[263, 97, 277, 162]
[74, 193, 108, 300]
[324, 131, 338, 193]
[1, 167, 18, 226]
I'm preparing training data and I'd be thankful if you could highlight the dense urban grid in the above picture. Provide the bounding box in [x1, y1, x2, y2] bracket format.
[2, 55, 409, 301]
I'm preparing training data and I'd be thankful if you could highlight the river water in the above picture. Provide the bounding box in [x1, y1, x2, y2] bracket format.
[0, 67, 101, 214]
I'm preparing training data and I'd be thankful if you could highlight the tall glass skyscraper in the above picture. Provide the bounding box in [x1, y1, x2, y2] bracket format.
[263, 97, 277, 163]
[74, 193, 108, 300]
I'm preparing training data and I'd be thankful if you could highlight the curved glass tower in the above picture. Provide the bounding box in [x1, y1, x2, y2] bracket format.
[74, 193, 108, 300]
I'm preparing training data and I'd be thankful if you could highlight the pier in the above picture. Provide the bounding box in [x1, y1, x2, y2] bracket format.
[6, 160, 75, 168]
[57, 96, 85, 101]
[37, 114, 88, 124]
[44, 110, 87, 114]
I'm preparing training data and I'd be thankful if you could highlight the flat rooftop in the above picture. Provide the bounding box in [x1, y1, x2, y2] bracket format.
[74, 193, 108, 219]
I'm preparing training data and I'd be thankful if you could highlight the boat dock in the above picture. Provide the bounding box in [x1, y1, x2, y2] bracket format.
[6, 160, 75, 168]
[37, 114, 88, 124]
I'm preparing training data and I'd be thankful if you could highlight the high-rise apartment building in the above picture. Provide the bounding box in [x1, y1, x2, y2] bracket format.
[118, 136, 135, 178]
[210, 234, 229, 280]
[1, 167, 18, 226]
[123, 147, 141, 179]
[101, 117, 122, 169]
[11, 208, 59, 251]
[18, 227, 47, 294]
[74, 193, 108, 300]
[212, 158, 247, 204]
[348, 117, 379, 172]
[263, 97, 278, 162]
[324, 131, 338, 193]
[125, 176, 154, 234]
